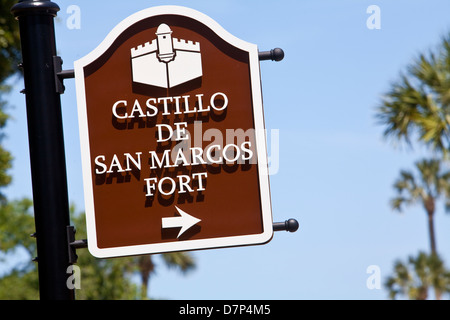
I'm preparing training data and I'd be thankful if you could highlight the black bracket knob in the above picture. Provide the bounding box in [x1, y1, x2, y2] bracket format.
[273, 219, 299, 232]
[259, 48, 285, 62]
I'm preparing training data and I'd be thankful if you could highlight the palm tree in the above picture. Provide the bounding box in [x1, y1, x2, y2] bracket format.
[390, 158, 450, 256]
[376, 34, 450, 156]
[385, 251, 450, 300]
[136, 252, 195, 299]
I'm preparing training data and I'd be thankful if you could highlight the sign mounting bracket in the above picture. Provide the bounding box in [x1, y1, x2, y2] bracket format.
[65, 217, 297, 264]
[53, 47, 281, 95]
[53, 56, 75, 94]
[67, 226, 87, 264]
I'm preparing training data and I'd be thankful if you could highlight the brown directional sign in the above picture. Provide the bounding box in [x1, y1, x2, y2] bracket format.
[74, 6, 273, 258]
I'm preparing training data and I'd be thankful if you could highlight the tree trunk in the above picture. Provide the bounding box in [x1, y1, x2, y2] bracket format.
[417, 286, 428, 300]
[427, 211, 437, 256]
[424, 196, 437, 256]
[138, 255, 154, 299]
[435, 289, 442, 300]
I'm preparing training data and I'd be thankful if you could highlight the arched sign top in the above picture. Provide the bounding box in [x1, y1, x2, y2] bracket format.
[76, 5, 258, 69]
[75, 6, 273, 258]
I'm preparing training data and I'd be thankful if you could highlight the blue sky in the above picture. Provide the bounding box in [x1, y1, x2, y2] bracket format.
[3, 0, 450, 299]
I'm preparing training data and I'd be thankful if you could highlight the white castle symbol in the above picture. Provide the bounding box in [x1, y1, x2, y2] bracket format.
[131, 23, 202, 89]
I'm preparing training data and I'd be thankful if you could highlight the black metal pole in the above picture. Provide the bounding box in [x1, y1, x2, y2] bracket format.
[11, 0, 74, 300]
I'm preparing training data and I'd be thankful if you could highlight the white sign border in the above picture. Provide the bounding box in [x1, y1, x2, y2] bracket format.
[74, 5, 273, 258]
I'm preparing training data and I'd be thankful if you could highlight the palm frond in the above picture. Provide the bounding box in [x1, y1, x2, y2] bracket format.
[161, 252, 196, 274]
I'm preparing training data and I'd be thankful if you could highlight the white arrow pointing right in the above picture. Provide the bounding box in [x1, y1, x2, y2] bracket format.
[162, 206, 201, 238]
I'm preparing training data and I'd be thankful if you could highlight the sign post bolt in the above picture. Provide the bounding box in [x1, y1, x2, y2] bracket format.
[11, 0, 74, 300]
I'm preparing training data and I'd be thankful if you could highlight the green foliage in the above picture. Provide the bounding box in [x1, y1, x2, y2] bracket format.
[0, 0, 20, 199]
[385, 252, 450, 300]
[0, 0, 21, 85]
[389, 158, 450, 256]
[0, 198, 35, 256]
[0, 199, 38, 299]
[161, 251, 195, 273]
[377, 32, 450, 299]
[0, 269, 39, 300]
[0, 0, 33, 300]
[376, 34, 450, 155]
[390, 159, 450, 214]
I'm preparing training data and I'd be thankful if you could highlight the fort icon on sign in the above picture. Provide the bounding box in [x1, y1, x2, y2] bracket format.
[131, 23, 203, 89]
